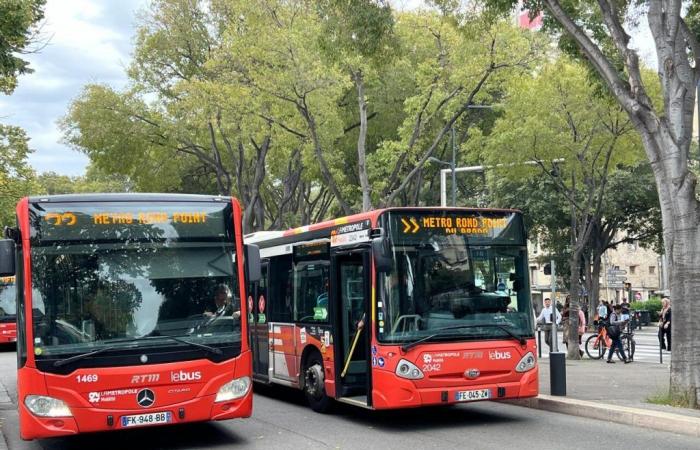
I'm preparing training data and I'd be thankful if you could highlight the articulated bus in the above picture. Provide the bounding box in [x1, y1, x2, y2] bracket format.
[245, 207, 537, 412]
[0, 276, 17, 343]
[0, 194, 260, 440]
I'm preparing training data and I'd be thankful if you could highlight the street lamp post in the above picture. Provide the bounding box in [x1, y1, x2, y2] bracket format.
[428, 127, 458, 206]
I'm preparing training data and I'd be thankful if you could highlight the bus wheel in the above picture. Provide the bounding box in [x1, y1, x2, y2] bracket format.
[303, 354, 331, 413]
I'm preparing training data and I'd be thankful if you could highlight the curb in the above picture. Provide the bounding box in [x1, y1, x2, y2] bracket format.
[504, 395, 700, 438]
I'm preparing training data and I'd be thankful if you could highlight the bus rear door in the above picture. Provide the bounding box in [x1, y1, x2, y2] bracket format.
[332, 249, 371, 408]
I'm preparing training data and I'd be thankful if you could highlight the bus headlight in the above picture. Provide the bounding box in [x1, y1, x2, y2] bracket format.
[24, 395, 72, 417]
[515, 352, 536, 373]
[395, 359, 424, 380]
[215, 376, 251, 402]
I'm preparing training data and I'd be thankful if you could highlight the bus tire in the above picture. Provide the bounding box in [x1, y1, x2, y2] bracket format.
[303, 352, 332, 413]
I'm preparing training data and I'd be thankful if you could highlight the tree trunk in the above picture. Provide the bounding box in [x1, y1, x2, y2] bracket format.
[645, 131, 700, 407]
[589, 251, 602, 317]
[354, 70, 372, 212]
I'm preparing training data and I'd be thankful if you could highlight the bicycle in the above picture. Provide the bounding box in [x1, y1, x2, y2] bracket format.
[585, 321, 636, 361]
[585, 321, 611, 360]
[619, 330, 636, 361]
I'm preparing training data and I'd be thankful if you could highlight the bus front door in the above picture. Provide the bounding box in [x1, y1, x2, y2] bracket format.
[332, 250, 371, 407]
[250, 262, 269, 382]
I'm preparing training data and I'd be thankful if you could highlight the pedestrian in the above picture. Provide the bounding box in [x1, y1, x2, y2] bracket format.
[606, 304, 630, 364]
[581, 301, 589, 326]
[597, 299, 608, 323]
[536, 297, 561, 348]
[576, 303, 586, 357]
[658, 297, 672, 351]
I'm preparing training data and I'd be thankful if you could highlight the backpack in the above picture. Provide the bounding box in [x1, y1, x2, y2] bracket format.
[606, 323, 621, 339]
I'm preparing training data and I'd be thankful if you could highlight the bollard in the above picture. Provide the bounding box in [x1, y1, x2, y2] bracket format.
[550, 352, 566, 396]
[659, 343, 663, 364]
[537, 326, 542, 359]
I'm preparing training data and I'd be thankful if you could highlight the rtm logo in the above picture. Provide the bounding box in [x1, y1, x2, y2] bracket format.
[171, 370, 202, 382]
[131, 374, 160, 384]
[488, 350, 512, 360]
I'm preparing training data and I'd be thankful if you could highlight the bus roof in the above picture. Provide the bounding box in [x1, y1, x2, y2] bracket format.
[247, 206, 522, 249]
[245, 231, 286, 244]
[27, 193, 232, 203]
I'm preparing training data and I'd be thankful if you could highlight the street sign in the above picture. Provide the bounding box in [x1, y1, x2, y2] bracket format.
[606, 276, 627, 282]
[606, 269, 627, 275]
[607, 283, 624, 288]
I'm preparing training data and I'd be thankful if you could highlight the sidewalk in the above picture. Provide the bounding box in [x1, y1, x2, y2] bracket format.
[0, 378, 10, 450]
[506, 353, 700, 438]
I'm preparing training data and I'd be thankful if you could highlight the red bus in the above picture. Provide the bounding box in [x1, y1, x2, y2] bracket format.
[0, 276, 17, 343]
[0, 194, 260, 440]
[245, 207, 537, 411]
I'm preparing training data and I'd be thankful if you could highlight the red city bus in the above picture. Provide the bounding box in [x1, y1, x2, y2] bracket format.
[0, 194, 260, 440]
[0, 276, 17, 343]
[245, 207, 537, 411]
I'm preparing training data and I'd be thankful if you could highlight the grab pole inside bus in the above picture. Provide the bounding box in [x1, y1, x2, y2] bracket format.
[341, 313, 366, 378]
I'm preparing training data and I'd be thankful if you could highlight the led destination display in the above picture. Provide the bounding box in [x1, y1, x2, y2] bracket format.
[31, 202, 231, 242]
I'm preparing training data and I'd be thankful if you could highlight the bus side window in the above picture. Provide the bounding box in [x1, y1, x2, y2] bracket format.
[293, 262, 329, 323]
[269, 255, 293, 323]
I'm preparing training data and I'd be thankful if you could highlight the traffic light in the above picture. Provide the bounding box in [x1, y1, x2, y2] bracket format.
[543, 263, 551, 275]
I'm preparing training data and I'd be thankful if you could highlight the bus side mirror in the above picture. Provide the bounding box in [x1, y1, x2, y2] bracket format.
[372, 235, 393, 273]
[0, 239, 15, 277]
[245, 244, 261, 283]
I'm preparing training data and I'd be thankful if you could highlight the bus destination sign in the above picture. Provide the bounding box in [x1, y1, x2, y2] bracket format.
[400, 215, 508, 235]
[33, 203, 230, 242]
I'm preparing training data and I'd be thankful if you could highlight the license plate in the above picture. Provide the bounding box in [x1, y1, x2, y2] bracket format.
[455, 389, 490, 402]
[121, 412, 172, 428]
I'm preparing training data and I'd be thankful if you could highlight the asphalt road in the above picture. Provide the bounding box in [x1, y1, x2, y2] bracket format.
[0, 345, 697, 450]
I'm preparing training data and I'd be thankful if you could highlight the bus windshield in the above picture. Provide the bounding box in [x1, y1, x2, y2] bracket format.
[0, 276, 16, 322]
[378, 211, 534, 345]
[29, 202, 241, 357]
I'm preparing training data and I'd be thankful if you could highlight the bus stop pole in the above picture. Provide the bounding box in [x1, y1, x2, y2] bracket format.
[549, 259, 566, 396]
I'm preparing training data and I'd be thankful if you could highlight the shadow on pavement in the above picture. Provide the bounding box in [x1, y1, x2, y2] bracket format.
[35, 421, 244, 450]
[0, 343, 17, 352]
[252, 382, 523, 432]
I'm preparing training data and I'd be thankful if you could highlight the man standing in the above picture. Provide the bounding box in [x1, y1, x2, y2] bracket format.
[536, 297, 562, 348]
[597, 300, 608, 322]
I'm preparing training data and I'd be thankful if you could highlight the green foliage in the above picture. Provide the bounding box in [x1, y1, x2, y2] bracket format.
[36, 166, 133, 195]
[631, 298, 662, 321]
[0, 124, 36, 227]
[0, 0, 45, 94]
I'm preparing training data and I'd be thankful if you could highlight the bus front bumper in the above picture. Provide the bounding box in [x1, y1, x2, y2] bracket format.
[19, 389, 252, 440]
[371, 367, 539, 409]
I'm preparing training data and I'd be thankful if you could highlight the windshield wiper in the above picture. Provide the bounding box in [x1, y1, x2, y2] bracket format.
[53, 335, 223, 367]
[401, 323, 525, 352]
[53, 344, 137, 367]
[151, 335, 223, 355]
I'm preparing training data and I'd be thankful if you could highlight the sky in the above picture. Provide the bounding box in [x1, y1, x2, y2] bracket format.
[0, 0, 658, 177]
[0, 0, 145, 176]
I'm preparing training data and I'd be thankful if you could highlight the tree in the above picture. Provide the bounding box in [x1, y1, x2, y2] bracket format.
[483, 0, 700, 403]
[482, 59, 643, 358]
[0, 125, 35, 227]
[1, 0, 45, 225]
[0, 0, 45, 94]
[36, 166, 133, 195]
[317, 0, 396, 212]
